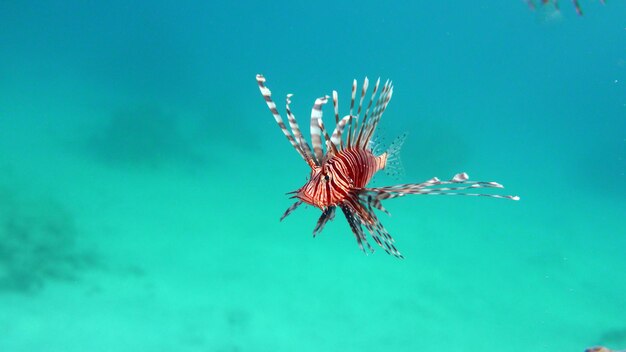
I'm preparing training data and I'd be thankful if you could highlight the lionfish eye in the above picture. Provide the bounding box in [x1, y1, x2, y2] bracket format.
[324, 174, 330, 181]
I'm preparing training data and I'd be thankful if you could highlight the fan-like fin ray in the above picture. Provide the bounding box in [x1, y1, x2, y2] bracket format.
[310, 96, 329, 164]
[346, 79, 357, 147]
[360, 173, 520, 201]
[332, 90, 339, 125]
[331, 115, 352, 150]
[340, 204, 373, 254]
[318, 117, 338, 157]
[360, 199, 403, 258]
[351, 77, 369, 144]
[362, 80, 393, 148]
[285, 94, 315, 167]
[256, 75, 311, 165]
[280, 200, 303, 221]
[313, 206, 336, 237]
[356, 77, 381, 147]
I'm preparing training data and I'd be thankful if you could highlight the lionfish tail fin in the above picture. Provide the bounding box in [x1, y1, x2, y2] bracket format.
[361, 172, 520, 201]
[382, 132, 407, 178]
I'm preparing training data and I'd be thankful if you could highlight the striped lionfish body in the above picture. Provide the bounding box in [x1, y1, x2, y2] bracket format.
[256, 74, 519, 258]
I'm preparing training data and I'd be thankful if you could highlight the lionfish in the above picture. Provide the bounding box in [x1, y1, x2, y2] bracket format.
[526, 0, 606, 16]
[256, 74, 519, 258]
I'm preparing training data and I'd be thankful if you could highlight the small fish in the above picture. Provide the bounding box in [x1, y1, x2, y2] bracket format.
[586, 347, 626, 352]
[256, 75, 519, 258]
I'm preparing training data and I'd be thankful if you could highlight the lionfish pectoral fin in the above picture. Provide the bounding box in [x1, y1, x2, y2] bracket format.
[312, 206, 336, 237]
[341, 198, 403, 258]
[340, 205, 374, 255]
[361, 172, 520, 201]
[360, 197, 403, 258]
[365, 194, 390, 216]
[280, 200, 303, 222]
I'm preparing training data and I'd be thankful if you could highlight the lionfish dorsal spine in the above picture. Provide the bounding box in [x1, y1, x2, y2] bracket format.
[361, 80, 393, 148]
[285, 94, 315, 166]
[355, 77, 381, 148]
[316, 113, 337, 157]
[346, 79, 357, 147]
[256, 74, 316, 168]
[310, 96, 330, 164]
[330, 115, 351, 151]
[351, 77, 369, 143]
[332, 90, 340, 125]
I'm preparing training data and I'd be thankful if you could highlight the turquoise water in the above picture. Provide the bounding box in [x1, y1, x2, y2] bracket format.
[1, 1, 625, 351]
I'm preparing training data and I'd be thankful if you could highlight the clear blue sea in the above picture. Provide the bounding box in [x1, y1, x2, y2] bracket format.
[0, 1, 624, 351]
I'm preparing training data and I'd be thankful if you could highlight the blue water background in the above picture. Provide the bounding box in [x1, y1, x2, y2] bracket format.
[0, 1, 624, 351]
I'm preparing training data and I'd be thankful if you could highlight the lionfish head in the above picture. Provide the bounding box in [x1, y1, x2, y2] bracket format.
[292, 165, 337, 209]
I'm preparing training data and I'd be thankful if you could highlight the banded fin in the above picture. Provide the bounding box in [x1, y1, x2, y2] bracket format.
[338, 77, 392, 150]
[317, 115, 337, 157]
[285, 94, 315, 166]
[280, 200, 303, 221]
[360, 173, 520, 201]
[332, 90, 339, 125]
[356, 78, 381, 147]
[340, 204, 374, 255]
[313, 206, 336, 237]
[360, 199, 403, 258]
[346, 79, 357, 147]
[310, 96, 330, 164]
[330, 115, 352, 151]
[361, 80, 393, 148]
[341, 195, 402, 258]
[351, 77, 369, 143]
[257, 74, 316, 167]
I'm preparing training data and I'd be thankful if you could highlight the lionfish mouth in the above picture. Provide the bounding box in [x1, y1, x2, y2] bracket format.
[290, 190, 316, 207]
[257, 74, 519, 258]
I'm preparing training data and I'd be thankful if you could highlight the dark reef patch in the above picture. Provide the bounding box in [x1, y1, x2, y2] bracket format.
[0, 187, 97, 293]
